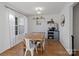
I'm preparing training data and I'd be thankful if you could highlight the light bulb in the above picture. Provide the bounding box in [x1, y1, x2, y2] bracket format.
[35, 7, 43, 11]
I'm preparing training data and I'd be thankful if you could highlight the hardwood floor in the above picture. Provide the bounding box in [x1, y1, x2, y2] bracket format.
[0, 39, 69, 56]
[74, 51, 79, 56]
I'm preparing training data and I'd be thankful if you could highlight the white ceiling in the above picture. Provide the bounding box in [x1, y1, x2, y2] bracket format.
[7, 2, 70, 16]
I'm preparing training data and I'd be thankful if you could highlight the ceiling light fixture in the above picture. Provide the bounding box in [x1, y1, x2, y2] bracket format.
[35, 7, 43, 14]
[35, 7, 43, 11]
[33, 7, 45, 23]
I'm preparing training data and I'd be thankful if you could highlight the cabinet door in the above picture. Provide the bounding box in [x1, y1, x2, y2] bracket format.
[54, 31, 59, 40]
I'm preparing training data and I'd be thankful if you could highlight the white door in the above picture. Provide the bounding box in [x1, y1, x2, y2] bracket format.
[9, 14, 16, 47]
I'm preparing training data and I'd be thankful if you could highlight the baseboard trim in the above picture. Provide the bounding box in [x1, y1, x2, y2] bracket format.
[59, 41, 70, 56]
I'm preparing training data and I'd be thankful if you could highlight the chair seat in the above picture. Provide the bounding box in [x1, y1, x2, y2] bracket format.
[29, 41, 36, 49]
[24, 38, 38, 56]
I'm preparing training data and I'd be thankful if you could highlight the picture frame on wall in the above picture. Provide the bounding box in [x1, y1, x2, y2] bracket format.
[61, 15, 65, 27]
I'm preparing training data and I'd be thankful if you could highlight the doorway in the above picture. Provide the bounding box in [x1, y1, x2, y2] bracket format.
[73, 3, 79, 55]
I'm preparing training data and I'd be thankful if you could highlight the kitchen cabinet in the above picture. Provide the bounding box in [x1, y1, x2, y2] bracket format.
[48, 27, 59, 40]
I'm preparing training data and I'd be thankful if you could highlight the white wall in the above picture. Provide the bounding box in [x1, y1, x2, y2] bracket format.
[59, 3, 73, 55]
[28, 15, 60, 38]
[0, 4, 10, 53]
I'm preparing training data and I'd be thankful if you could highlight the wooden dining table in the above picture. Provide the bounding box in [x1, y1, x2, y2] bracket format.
[24, 32, 45, 54]
[25, 32, 45, 41]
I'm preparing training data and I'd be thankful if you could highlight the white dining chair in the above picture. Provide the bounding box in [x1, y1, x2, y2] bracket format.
[41, 32, 46, 50]
[36, 32, 46, 50]
[24, 38, 38, 56]
[43, 38, 46, 50]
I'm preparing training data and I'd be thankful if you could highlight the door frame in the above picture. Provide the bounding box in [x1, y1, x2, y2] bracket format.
[72, 2, 79, 56]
